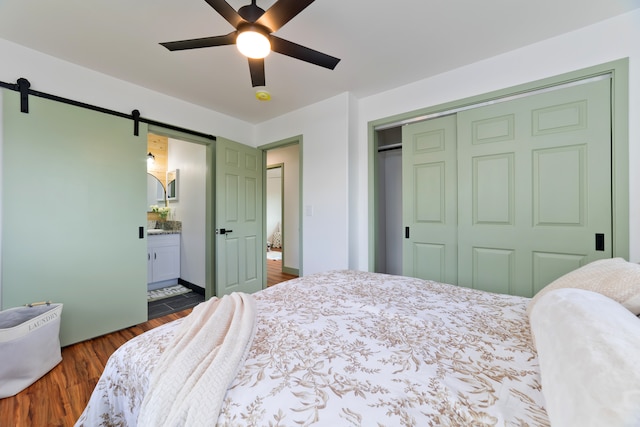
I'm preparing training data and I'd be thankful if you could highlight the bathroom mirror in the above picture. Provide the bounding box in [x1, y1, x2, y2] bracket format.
[167, 169, 179, 202]
[147, 173, 166, 208]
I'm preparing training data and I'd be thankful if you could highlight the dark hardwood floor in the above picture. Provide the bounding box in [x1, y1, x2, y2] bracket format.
[0, 255, 298, 426]
[0, 309, 191, 427]
[267, 249, 298, 287]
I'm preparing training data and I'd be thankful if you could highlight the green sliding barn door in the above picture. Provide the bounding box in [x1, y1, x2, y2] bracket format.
[457, 78, 612, 296]
[215, 137, 263, 296]
[402, 115, 458, 284]
[1, 90, 148, 346]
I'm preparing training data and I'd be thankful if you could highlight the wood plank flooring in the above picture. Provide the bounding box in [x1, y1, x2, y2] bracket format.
[0, 254, 297, 426]
[267, 249, 298, 287]
[0, 309, 191, 427]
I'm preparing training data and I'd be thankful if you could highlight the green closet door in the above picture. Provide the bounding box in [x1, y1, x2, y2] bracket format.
[402, 115, 458, 283]
[457, 78, 612, 296]
[2, 90, 148, 346]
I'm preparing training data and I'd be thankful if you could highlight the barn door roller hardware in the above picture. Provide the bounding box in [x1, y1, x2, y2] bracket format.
[132, 109, 141, 136]
[0, 77, 216, 141]
[17, 78, 30, 113]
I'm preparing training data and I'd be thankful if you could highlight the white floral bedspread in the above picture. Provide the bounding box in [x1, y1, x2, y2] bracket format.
[76, 270, 549, 426]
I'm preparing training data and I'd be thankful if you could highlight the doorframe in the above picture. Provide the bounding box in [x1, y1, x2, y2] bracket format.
[147, 125, 216, 300]
[258, 135, 303, 285]
[368, 58, 629, 272]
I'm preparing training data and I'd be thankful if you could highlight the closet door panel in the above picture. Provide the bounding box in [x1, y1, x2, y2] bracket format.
[415, 162, 445, 222]
[458, 78, 612, 297]
[533, 145, 585, 225]
[472, 247, 514, 295]
[413, 243, 446, 283]
[402, 115, 457, 283]
[472, 154, 514, 225]
[532, 252, 584, 294]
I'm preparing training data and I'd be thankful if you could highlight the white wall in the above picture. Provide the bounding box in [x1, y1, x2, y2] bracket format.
[256, 94, 351, 275]
[266, 144, 300, 271]
[168, 138, 207, 288]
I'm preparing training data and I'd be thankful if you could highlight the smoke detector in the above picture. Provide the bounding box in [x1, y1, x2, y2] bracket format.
[255, 89, 271, 101]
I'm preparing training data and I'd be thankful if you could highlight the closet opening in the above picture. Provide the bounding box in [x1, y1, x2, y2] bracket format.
[375, 126, 403, 275]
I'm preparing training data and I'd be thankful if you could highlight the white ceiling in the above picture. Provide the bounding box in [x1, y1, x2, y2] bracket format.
[0, 0, 637, 124]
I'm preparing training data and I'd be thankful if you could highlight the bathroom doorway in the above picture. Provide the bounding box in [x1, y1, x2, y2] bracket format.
[146, 131, 208, 318]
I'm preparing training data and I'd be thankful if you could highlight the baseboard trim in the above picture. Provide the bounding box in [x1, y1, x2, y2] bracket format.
[283, 267, 299, 276]
[178, 278, 205, 296]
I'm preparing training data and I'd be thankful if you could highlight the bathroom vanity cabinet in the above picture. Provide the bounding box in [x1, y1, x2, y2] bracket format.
[147, 233, 180, 285]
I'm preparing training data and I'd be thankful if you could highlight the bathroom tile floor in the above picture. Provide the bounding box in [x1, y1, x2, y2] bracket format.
[148, 291, 205, 320]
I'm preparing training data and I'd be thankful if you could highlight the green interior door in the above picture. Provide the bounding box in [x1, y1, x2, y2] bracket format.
[456, 78, 612, 296]
[1, 90, 148, 346]
[215, 137, 263, 296]
[402, 115, 458, 283]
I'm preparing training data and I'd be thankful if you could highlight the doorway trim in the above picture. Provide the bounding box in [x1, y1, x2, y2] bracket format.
[368, 58, 629, 272]
[147, 125, 216, 300]
[259, 135, 303, 285]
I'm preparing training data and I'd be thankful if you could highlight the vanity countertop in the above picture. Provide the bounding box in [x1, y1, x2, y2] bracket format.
[147, 219, 181, 236]
[147, 229, 181, 235]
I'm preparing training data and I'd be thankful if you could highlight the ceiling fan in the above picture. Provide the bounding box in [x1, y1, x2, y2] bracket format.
[160, 0, 341, 87]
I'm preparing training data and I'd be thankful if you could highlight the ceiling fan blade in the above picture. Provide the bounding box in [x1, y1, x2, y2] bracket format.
[256, 0, 315, 31]
[160, 32, 237, 51]
[248, 58, 266, 87]
[204, 0, 245, 28]
[270, 36, 340, 70]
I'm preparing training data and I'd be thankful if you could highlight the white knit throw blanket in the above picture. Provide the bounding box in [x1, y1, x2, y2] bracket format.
[137, 292, 257, 426]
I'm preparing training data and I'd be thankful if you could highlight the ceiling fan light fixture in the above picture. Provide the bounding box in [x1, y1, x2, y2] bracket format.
[160, 0, 341, 87]
[236, 27, 271, 59]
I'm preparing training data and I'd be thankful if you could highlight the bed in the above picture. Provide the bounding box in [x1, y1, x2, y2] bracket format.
[76, 262, 640, 426]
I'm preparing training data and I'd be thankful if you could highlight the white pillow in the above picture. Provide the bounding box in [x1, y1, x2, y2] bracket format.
[527, 257, 640, 317]
[530, 288, 640, 427]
